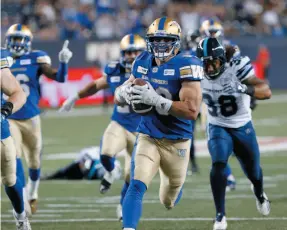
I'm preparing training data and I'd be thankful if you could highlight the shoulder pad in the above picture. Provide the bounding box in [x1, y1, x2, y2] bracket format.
[104, 61, 120, 75]
[231, 56, 254, 81]
[177, 55, 204, 80]
[135, 51, 151, 61]
[0, 48, 12, 69]
[30, 50, 51, 65]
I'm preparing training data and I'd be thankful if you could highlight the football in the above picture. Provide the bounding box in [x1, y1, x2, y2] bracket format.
[131, 78, 153, 115]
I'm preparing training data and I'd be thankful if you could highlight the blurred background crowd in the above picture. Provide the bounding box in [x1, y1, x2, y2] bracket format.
[1, 0, 287, 41]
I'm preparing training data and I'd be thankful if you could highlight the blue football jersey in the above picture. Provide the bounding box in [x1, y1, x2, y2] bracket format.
[9, 50, 51, 120]
[105, 61, 141, 133]
[132, 51, 203, 140]
[1, 48, 12, 140]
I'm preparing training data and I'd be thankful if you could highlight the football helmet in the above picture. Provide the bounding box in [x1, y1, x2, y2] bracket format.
[146, 17, 181, 61]
[5, 24, 33, 57]
[200, 18, 224, 39]
[197, 37, 226, 80]
[120, 34, 146, 69]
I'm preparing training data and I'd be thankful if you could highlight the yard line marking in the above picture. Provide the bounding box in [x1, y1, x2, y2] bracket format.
[42, 136, 287, 160]
[7, 209, 100, 213]
[1, 214, 60, 218]
[2, 217, 287, 223]
[2, 194, 287, 204]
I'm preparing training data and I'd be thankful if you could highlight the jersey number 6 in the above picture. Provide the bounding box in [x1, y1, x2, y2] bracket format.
[16, 74, 30, 97]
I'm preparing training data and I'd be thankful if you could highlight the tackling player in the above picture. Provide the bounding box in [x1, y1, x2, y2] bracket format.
[60, 34, 145, 220]
[197, 37, 271, 230]
[1, 48, 31, 229]
[115, 17, 203, 230]
[5, 24, 73, 214]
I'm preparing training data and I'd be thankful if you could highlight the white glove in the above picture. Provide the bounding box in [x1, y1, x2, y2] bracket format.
[131, 82, 172, 113]
[223, 81, 247, 94]
[115, 82, 132, 104]
[59, 94, 79, 112]
[59, 40, 73, 63]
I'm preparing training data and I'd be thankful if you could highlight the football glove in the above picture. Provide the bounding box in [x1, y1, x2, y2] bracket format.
[59, 94, 79, 112]
[59, 40, 73, 63]
[115, 82, 132, 104]
[130, 82, 172, 114]
[223, 81, 248, 95]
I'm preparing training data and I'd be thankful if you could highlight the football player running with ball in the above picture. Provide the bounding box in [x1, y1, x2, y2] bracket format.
[115, 17, 203, 230]
[60, 34, 145, 220]
[5, 24, 73, 214]
[197, 37, 271, 230]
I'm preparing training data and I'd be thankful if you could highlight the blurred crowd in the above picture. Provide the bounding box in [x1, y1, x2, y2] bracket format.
[1, 0, 287, 41]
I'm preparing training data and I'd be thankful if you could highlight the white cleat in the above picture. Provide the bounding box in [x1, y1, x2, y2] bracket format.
[251, 184, 271, 216]
[117, 204, 123, 222]
[13, 210, 32, 230]
[100, 171, 115, 194]
[213, 215, 227, 230]
[100, 164, 121, 194]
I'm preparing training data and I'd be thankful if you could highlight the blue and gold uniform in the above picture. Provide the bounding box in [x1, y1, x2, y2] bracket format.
[105, 61, 140, 133]
[132, 50, 202, 139]
[1, 48, 12, 140]
[122, 17, 203, 230]
[5, 24, 72, 213]
[9, 50, 51, 120]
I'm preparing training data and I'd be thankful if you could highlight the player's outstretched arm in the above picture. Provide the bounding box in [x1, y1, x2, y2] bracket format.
[169, 81, 202, 120]
[59, 75, 109, 112]
[40, 40, 72, 83]
[1, 68, 27, 114]
[114, 74, 135, 106]
[242, 76, 272, 100]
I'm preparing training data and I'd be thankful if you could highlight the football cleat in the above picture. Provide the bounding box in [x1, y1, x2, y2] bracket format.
[117, 204, 123, 222]
[213, 214, 227, 230]
[29, 199, 38, 215]
[251, 184, 271, 216]
[13, 210, 32, 230]
[100, 171, 115, 194]
[226, 180, 236, 192]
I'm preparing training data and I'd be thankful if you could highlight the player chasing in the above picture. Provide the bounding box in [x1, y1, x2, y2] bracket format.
[5, 24, 73, 214]
[60, 33, 145, 220]
[115, 17, 203, 230]
[197, 37, 271, 230]
[1, 48, 31, 229]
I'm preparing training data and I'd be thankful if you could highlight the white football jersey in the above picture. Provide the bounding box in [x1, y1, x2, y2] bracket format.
[201, 56, 254, 128]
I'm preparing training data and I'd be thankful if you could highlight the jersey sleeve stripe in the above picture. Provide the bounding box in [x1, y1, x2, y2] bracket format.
[237, 66, 253, 80]
[0, 58, 9, 69]
[236, 60, 251, 76]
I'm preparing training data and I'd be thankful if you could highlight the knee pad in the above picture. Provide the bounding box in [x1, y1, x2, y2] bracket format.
[211, 162, 227, 176]
[2, 174, 16, 187]
[100, 155, 115, 172]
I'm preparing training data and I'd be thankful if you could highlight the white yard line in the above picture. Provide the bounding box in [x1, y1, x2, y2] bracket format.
[2, 217, 287, 223]
[41, 94, 287, 119]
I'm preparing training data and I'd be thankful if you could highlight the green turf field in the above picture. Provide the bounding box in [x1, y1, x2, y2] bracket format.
[1, 93, 287, 230]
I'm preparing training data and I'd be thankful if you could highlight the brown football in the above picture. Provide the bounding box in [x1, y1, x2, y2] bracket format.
[131, 78, 153, 115]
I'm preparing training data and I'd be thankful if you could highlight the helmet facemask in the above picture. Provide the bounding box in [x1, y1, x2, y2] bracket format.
[6, 34, 31, 57]
[202, 57, 225, 80]
[147, 35, 180, 61]
[120, 49, 144, 69]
